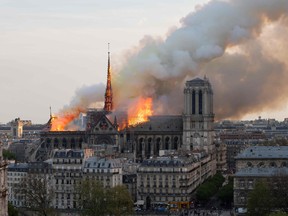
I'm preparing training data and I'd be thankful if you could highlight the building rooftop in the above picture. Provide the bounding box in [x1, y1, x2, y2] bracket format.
[139, 154, 201, 167]
[235, 146, 288, 159]
[130, 115, 182, 132]
[84, 157, 122, 169]
[8, 163, 29, 171]
[53, 149, 84, 158]
[234, 167, 288, 177]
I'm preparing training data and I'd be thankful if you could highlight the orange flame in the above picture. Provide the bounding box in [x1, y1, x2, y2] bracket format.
[50, 108, 84, 131]
[128, 97, 153, 126]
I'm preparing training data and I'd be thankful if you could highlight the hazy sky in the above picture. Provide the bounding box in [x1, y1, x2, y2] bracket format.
[0, 0, 208, 124]
[1, 0, 288, 124]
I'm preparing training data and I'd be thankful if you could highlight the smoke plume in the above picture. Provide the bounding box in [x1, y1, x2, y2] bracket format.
[60, 0, 288, 123]
[113, 0, 288, 120]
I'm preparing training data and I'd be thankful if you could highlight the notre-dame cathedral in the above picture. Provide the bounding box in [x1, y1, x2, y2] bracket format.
[35, 51, 215, 162]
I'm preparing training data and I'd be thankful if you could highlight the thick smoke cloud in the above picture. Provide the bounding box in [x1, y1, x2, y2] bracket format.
[60, 0, 288, 122]
[56, 83, 105, 117]
[113, 0, 288, 120]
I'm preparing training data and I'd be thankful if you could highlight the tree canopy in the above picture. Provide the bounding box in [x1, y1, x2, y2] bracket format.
[247, 173, 288, 216]
[196, 172, 225, 202]
[218, 176, 233, 207]
[247, 180, 272, 216]
[3, 149, 16, 160]
[77, 179, 133, 216]
[14, 174, 55, 216]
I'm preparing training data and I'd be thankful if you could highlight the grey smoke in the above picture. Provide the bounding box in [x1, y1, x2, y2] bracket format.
[113, 0, 288, 120]
[60, 83, 105, 114]
[61, 0, 288, 122]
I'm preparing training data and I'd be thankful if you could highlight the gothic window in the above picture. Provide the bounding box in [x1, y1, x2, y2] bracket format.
[71, 138, 76, 149]
[192, 90, 196, 114]
[257, 162, 265, 168]
[54, 138, 59, 149]
[199, 90, 203, 114]
[62, 138, 67, 148]
[173, 137, 178, 150]
[165, 137, 170, 150]
[147, 138, 152, 157]
[138, 138, 143, 153]
[270, 162, 276, 167]
[247, 162, 253, 167]
[79, 138, 83, 148]
[99, 119, 108, 130]
[156, 138, 161, 155]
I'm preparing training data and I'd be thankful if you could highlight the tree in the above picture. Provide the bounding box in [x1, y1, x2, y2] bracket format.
[247, 180, 273, 216]
[77, 179, 134, 216]
[268, 172, 288, 212]
[8, 202, 19, 216]
[107, 185, 134, 216]
[270, 212, 288, 216]
[3, 149, 16, 160]
[15, 173, 54, 216]
[218, 177, 233, 207]
[77, 179, 108, 216]
[196, 172, 225, 202]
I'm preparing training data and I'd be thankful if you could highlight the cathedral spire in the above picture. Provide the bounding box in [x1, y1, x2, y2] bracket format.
[104, 43, 113, 112]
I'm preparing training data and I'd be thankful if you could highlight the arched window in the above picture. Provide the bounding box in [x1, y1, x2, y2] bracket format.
[199, 90, 203, 114]
[45, 138, 51, 149]
[54, 138, 59, 149]
[247, 162, 253, 167]
[138, 138, 144, 153]
[165, 137, 170, 150]
[79, 138, 83, 148]
[62, 138, 67, 148]
[147, 138, 152, 157]
[71, 138, 76, 149]
[173, 137, 178, 150]
[281, 162, 287, 167]
[192, 90, 196, 114]
[270, 162, 276, 167]
[257, 162, 265, 168]
[156, 138, 161, 156]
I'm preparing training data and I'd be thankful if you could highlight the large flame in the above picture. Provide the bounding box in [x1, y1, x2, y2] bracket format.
[50, 108, 84, 131]
[128, 97, 153, 126]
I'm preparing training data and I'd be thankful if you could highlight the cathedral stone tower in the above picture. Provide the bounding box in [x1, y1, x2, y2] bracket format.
[104, 45, 113, 112]
[182, 77, 214, 152]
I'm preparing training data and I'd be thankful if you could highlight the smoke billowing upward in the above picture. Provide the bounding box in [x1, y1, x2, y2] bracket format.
[59, 0, 288, 124]
[51, 83, 105, 130]
[113, 0, 288, 120]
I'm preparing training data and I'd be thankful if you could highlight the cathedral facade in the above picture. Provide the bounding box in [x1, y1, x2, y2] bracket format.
[35, 50, 215, 163]
[36, 77, 216, 163]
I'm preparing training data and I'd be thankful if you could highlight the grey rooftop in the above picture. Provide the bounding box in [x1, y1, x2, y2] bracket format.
[235, 146, 288, 159]
[234, 167, 288, 177]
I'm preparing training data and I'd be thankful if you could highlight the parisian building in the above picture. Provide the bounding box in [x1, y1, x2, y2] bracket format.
[137, 152, 214, 210]
[51, 149, 93, 209]
[215, 140, 227, 172]
[7, 163, 29, 207]
[83, 157, 123, 188]
[233, 146, 288, 213]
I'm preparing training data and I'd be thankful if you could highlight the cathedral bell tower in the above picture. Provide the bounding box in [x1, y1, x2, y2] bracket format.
[104, 44, 113, 112]
[182, 77, 214, 152]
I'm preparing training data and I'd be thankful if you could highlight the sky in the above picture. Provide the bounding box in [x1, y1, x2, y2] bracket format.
[1, 0, 288, 124]
[0, 0, 206, 124]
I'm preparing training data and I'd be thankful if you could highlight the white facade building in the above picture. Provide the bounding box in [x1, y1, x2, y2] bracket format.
[51, 149, 93, 209]
[83, 157, 123, 188]
[7, 163, 28, 207]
